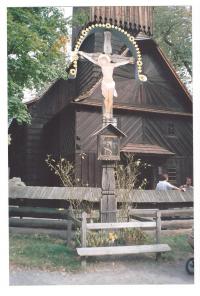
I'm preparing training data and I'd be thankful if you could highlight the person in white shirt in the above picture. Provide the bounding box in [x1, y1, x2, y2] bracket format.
[156, 174, 184, 191]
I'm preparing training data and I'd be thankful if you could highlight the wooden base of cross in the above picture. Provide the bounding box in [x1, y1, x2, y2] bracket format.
[96, 116, 125, 222]
[101, 161, 117, 222]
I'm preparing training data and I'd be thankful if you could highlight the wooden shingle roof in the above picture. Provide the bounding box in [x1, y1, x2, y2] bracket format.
[121, 143, 175, 155]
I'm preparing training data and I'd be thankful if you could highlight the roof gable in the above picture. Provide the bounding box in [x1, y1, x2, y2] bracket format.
[74, 39, 192, 114]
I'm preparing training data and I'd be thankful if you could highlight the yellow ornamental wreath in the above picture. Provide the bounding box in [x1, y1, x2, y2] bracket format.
[139, 74, 147, 81]
[106, 23, 111, 28]
[81, 30, 87, 36]
[70, 69, 76, 76]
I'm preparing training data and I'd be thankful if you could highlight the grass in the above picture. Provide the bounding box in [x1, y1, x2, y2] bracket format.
[9, 233, 80, 272]
[9, 232, 193, 271]
[159, 233, 193, 261]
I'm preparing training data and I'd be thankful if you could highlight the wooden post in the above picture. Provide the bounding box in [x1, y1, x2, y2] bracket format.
[156, 210, 161, 261]
[67, 220, 72, 245]
[101, 162, 117, 222]
[81, 212, 87, 268]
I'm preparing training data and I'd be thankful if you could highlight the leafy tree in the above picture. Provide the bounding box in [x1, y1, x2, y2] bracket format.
[7, 7, 71, 124]
[153, 6, 192, 91]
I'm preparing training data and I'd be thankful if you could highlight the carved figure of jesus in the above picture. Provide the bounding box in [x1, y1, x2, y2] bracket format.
[79, 51, 134, 119]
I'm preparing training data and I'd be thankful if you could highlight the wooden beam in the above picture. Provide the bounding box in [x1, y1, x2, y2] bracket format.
[128, 208, 158, 217]
[81, 212, 87, 268]
[9, 217, 73, 230]
[81, 212, 87, 247]
[9, 206, 69, 219]
[86, 221, 156, 230]
[73, 101, 193, 117]
[161, 208, 193, 218]
[9, 206, 81, 226]
[156, 211, 161, 244]
[161, 219, 193, 230]
[77, 244, 171, 256]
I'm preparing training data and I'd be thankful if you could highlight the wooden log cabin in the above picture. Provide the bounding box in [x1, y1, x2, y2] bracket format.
[9, 6, 193, 189]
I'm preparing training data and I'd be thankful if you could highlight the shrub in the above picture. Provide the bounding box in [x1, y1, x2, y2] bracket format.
[73, 228, 148, 248]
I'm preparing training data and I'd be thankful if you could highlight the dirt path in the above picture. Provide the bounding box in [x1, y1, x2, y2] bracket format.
[10, 256, 194, 285]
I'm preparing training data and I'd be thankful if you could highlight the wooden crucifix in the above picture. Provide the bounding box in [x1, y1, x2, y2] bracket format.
[79, 31, 128, 222]
[79, 31, 135, 121]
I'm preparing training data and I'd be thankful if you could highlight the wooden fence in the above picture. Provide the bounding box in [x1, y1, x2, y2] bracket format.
[9, 205, 193, 240]
[128, 208, 193, 230]
[9, 185, 193, 209]
[9, 185, 193, 241]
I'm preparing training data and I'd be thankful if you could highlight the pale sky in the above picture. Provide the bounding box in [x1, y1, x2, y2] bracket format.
[62, 6, 73, 18]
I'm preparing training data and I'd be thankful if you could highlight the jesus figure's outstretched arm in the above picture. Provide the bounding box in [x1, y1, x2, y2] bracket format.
[78, 51, 99, 65]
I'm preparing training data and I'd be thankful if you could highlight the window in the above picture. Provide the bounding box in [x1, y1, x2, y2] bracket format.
[168, 167, 176, 184]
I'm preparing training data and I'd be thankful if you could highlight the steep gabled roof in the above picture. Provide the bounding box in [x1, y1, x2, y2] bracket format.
[73, 38, 192, 114]
[25, 36, 192, 121]
[155, 43, 192, 102]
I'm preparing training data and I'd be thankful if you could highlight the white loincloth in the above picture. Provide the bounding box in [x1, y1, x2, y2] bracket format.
[101, 80, 118, 97]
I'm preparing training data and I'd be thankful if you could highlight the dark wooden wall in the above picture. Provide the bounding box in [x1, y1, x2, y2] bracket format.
[84, 39, 191, 113]
[9, 78, 76, 186]
[143, 114, 193, 156]
[42, 104, 76, 186]
[9, 121, 27, 180]
[74, 106, 193, 187]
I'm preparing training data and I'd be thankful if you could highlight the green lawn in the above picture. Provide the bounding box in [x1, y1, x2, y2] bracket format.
[9, 233, 80, 272]
[9, 232, 193, 271]
[159, 233, 193, 261]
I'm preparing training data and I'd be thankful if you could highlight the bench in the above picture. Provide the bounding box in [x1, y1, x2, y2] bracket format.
[76, 211, 171, 266]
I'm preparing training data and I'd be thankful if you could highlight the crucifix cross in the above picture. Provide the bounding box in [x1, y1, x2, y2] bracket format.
[78, 31, 135, 121]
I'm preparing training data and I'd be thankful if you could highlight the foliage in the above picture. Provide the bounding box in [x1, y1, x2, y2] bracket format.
[115, 153, 149, 190]
[45, 154, 74, 186]
[115, 153, 150, 220]
[9, 233, 80, 271]
[8, 96, 31, 124]
[45, 154, 94, 218]
[7, 7, 70, 124]
[73, 228, 148, 248]
[70, 8, 90, 27]
[154, 6, 192, 91]
[159, 233, 193, 261]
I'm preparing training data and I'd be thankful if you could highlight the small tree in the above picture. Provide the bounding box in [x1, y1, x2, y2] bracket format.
[45, 155, 74, 187]
[154, 6, 192, 91]
[45, 154, 93, 219]
[115, 153, 149, 220]
[8, 7, 70, 125]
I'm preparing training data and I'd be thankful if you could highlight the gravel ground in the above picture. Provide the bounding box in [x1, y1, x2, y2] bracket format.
[10, 256, 194, 285]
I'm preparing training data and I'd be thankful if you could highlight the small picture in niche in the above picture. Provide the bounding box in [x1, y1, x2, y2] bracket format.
[99, 135, 119, 160]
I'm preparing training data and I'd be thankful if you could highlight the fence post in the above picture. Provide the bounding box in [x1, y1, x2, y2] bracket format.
[81, 212, 87, 268]
[156, 210, 161, 260]
[67, 220, 72, 245]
